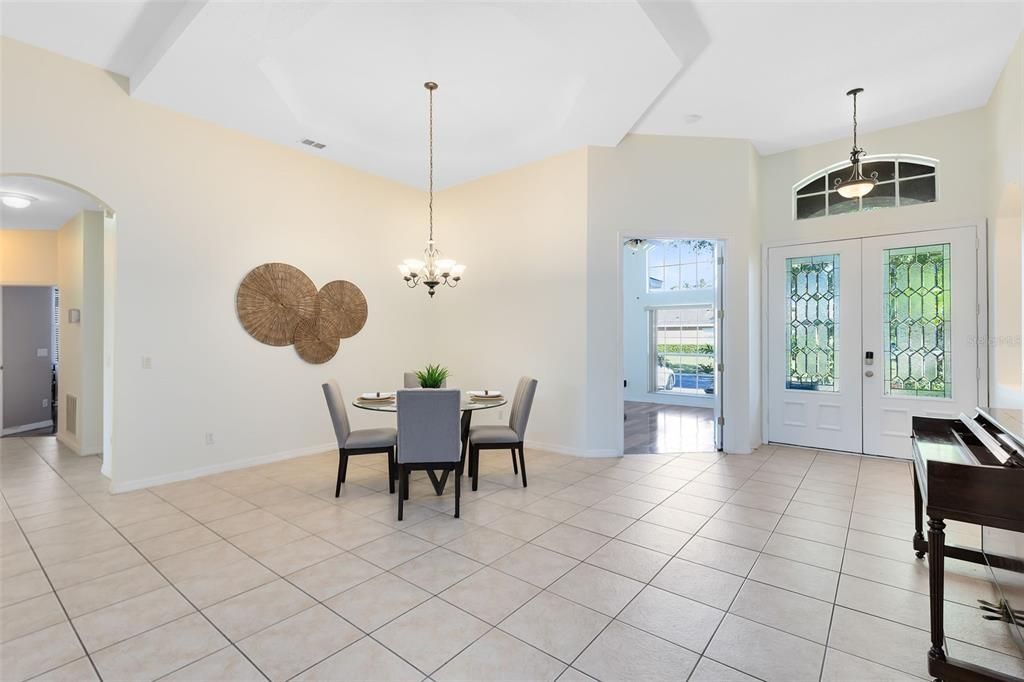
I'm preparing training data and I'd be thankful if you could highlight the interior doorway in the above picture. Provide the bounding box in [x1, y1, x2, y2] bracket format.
[622, 238, 723, 454]
[0, 174, 115, 476]
[765, 225, 984, 458]
[1, 285, 58, 436]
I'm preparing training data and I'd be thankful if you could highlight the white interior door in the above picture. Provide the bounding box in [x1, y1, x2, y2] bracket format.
[768, 240, 863, 452]
[861, 227, 978, 458]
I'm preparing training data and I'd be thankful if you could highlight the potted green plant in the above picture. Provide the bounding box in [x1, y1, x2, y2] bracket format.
[416, 364, 451, 388]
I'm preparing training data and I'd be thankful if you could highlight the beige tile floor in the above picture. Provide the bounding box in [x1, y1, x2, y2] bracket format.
[1, 435, 1022, 681]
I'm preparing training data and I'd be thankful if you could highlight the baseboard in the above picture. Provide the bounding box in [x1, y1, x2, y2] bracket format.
[109, 441, 336, 494]
[524, 439, 619, 458]
[1, 420, 53, 436]
[56, 431, 80, 454]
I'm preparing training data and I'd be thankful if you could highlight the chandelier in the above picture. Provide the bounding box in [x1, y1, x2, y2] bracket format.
[834, 87, 877, 199]
[399, 82, 465, 298]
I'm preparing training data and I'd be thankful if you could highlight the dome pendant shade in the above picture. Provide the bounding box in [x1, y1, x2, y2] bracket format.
[835, 172, 877, 199]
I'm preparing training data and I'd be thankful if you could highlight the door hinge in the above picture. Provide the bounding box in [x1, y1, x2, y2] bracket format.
[717, 416, 725, 425]
[717, 256, 724, 265]
[717, 309, 724, 320]
[717, 363, 724, 373]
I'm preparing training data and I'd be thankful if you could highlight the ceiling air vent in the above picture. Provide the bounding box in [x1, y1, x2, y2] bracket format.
[300, 138, 326, 150]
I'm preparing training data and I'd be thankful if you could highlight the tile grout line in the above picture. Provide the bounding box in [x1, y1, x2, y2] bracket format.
[5, 438, 948, 681]
[0, 484, 105, 682]
[10, 438, 273, 682]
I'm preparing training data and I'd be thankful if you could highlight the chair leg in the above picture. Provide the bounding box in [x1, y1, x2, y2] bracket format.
[454, 467, 461, 519]
[511, 448, 519, 475]
[397, 465, 405, 521]
[340, 452, 350, 483]
[518, 446, 528, 488]
[472, 446, 480, 492]
[387, 448, 396, 495]
[335, 449, 344, 497]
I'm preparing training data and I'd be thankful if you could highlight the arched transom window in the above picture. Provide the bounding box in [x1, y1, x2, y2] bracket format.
[794, 155, 937, 220]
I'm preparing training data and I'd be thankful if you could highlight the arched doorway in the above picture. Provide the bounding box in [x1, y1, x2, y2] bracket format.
[1, 173, 116, 479]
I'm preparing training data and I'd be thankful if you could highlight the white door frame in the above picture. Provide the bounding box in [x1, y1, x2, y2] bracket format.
[617, 231, 727, 453]
[760, 219, 989, 453]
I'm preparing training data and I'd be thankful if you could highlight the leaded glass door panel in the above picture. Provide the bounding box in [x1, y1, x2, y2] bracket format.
[861, 227, 978, 458]
[768, 240, 863, 452]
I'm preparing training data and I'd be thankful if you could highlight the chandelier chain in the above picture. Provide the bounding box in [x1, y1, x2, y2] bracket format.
[852, 89, 859, 153]
[428, 84, 434, 243]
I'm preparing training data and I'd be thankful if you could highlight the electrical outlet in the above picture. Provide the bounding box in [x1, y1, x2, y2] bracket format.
[141, 356, 152, 369]
[204, 432, 215, 446]
[41, 398, 49, 408]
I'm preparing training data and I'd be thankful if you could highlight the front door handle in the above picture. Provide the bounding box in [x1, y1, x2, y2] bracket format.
[865, 370, 874, 378]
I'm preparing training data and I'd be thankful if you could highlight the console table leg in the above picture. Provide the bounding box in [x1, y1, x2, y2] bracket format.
[927, 516, 947, 665]
[914, 467, 926, 559]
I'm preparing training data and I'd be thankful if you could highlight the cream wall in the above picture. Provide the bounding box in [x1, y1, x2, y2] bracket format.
[2, 32, 1021, 484]
[987, 33, 1024, 405]
[56, 211, 104, 455]
[588, 135, 762, 454]
[759, 107, 990, 244]
[433, 149, 590, 454]
[0, 229, 58, 285]
[1, 37, 428, 490]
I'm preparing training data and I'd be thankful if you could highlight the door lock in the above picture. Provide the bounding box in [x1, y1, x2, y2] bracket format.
[864, 351, 874, 366]
[865, 370, 874, 377]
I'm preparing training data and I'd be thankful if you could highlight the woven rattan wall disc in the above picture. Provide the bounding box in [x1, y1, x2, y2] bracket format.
[319, 280, 368, 339]
[293, 316, 340, 364]
[236, 263, 319, 346]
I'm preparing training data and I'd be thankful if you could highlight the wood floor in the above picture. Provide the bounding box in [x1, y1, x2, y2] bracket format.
[624, 401, 716, 454]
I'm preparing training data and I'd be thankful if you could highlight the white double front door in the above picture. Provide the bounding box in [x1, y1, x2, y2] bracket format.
[767, 226, 980, 458]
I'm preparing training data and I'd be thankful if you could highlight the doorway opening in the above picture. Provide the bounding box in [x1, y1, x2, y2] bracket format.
[0, 174, 116, 477]
[623, 238, 723, 454]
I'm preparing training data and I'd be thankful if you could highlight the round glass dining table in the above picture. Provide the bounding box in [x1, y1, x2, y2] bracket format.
[352, 392, 507, 495]
[351, 394, 507, 413]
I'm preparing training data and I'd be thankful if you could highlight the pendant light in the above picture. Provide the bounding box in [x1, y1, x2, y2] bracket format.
[398, 82, 465, 298]
[834, 87, 877, 199]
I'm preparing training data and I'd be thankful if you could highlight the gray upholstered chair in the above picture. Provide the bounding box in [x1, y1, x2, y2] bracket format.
[404, 371, 446, 388]
[396, 388, 462, 520]
[468, 376, 538, 491]
[322, 380, 398, 496]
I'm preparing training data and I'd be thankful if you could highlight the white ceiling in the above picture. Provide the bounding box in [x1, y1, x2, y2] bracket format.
[1, 1, 1021, 188]
[635, 1, 1024, 154]
[0, 176, 106, 230]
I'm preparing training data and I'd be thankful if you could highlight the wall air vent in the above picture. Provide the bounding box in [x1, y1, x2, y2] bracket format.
[66, 394, 78, 435]
[300, 138, 326, 150]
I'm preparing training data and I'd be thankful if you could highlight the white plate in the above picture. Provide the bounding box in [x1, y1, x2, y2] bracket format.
[468, 390, 503, 399]
[359, 392, 395, 401]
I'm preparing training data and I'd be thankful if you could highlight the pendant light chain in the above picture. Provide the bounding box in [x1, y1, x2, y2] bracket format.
[834, 87, 877, 199]
[851, 89, 861, 158]
[428, 83, 434, 244]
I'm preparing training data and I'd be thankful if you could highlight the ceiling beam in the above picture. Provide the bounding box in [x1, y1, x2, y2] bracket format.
[630, 0, 710, 134]
[128, 0, 208, 94]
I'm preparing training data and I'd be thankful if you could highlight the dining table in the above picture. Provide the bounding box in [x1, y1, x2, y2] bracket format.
[352, 391, 508, 493]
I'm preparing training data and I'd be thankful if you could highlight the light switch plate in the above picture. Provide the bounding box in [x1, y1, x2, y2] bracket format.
[37, 348, 48, 357]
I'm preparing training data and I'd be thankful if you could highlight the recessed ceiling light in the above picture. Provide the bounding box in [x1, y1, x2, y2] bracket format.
[1, 193, 35, 209]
